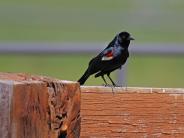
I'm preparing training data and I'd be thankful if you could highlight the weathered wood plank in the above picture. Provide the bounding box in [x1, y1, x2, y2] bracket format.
[0, 73, 80, 138]
[81, 86, 184, 138]
[0, 81, 13, 138]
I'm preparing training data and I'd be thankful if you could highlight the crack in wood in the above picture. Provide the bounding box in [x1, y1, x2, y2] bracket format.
[47, 82, 68, 137]
[0, 73, 80, 138]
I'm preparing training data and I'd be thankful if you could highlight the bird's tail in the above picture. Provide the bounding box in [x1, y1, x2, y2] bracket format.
[78, 69, 90, 85]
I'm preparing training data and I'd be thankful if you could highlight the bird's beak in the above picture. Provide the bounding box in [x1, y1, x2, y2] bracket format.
[128, 36, 135, 40]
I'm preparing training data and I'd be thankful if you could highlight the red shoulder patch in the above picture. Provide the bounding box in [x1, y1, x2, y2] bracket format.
[102, 48, 114, 61]
[105, 50, 113, 57]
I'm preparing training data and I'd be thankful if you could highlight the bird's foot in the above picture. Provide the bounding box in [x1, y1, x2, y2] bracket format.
[102, 84, 124, 88]
[114, 85, 123, 87]
[102, 84, 116, 94]
[102, 84, 114, 87]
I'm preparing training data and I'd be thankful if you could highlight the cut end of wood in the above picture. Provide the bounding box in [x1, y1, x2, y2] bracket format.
[0, 72, 74, 83]
[0, 72, 80, 138]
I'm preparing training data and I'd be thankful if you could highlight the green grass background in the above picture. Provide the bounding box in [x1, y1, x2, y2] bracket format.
[0, 55, 183, 88]
[0, 0, 184, 87]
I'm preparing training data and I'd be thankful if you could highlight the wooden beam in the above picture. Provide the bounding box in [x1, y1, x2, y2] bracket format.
[81, 86, 184, 137]
[1, 73, 184, 137]
[0, 73, 80, 138]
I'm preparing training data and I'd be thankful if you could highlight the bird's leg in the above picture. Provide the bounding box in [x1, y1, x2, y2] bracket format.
[107, 73, 116, 87]
[101, 75, 108, 86]
[100, 75, 114, 93]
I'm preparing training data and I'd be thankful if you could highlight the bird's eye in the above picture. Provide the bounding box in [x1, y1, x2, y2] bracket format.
[122, 36, 126, 39]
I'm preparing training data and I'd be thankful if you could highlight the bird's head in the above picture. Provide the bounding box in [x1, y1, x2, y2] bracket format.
[116, 31, 134, 48]
[118, 31, 134, 42]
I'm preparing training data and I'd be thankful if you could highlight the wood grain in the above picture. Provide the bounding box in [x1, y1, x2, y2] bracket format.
[0, 81, 13, 138]
[0, 73, 80, 138]
[81, 86, 184, 138]
[1, 72, 184, 138]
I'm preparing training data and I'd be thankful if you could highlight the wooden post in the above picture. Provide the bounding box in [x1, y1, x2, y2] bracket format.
[0, 73, 80, 138]
[81, 86, 184, 137]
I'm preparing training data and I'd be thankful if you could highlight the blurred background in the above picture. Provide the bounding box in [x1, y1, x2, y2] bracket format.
[0, 0, 184, 87]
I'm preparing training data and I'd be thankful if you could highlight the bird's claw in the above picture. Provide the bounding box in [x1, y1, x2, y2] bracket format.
[102, 84, 123, 88]
[115, 85, 123, 87]
[101, 84, 115, 94]
[102, 84, 114, 87]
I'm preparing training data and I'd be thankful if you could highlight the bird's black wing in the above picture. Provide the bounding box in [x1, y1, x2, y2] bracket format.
[87, 36, 123, 74]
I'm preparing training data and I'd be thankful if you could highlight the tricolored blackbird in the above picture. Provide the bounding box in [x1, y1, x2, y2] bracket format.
[78, 31, 134, 86]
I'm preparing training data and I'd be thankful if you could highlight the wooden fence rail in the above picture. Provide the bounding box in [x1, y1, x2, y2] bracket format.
[81, 86, 184, 138]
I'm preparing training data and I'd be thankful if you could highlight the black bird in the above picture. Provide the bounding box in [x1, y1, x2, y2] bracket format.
[78, 31, 134, 86]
